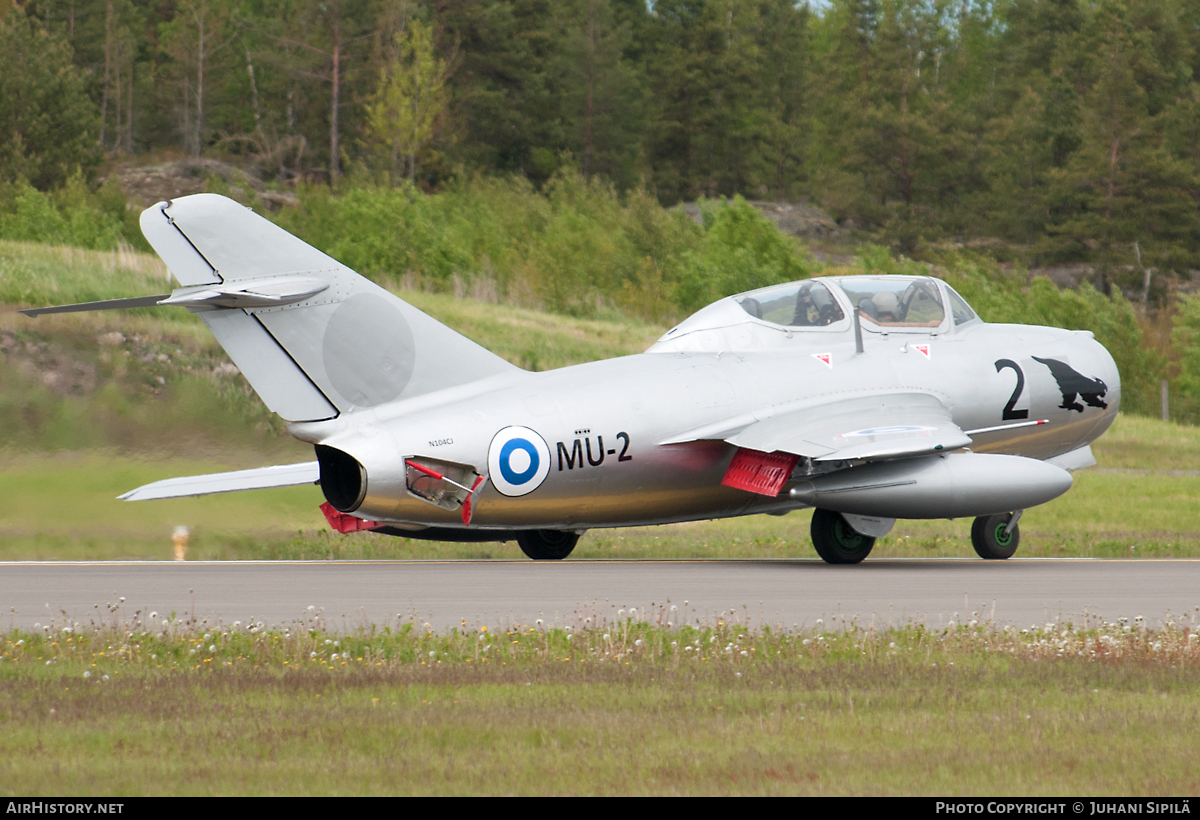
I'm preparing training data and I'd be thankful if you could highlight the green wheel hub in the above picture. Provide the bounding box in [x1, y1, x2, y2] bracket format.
[971, 513, 1020, 559]
[833, 517, 871, 553]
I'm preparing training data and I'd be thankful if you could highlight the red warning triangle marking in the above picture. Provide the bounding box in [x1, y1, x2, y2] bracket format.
[813, 353, 832, 368]
[912, 344, 931, 360]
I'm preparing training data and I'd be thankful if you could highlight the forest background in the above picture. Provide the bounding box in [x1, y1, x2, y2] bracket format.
[1, 0, 1200, 422]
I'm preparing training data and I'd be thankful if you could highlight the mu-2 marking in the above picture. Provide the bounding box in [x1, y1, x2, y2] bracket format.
[557, 432, 632, 471]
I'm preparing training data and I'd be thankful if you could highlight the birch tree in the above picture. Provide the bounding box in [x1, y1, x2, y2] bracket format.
[365, 19, 450, 184]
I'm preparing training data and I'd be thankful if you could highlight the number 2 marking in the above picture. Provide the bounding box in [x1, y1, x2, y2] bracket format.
[994, 359, 1029, 420]
[616, 432, 632, 462]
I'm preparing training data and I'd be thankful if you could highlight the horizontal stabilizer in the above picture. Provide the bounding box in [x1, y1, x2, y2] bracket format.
[119, 461, 319, 501]
[20, 294, 171, 317]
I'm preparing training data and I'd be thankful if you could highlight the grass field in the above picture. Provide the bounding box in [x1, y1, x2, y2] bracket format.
[0, 618, 1196, 795]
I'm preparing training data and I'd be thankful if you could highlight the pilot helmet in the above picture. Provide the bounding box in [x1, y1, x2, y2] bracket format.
[872, 290, 899, 319]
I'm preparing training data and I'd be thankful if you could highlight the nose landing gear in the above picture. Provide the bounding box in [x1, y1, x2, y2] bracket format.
[971, 511, 1022, 559]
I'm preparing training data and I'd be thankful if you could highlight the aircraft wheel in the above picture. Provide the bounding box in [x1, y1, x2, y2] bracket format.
[515, 530, 579, 560]
[810, 509, 875, 565]
[971, 514, 1020, 559]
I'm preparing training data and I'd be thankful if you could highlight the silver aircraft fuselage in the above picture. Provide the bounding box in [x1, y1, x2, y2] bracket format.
[25, 195, 1118, 558]
[288, 277, 1119, 531]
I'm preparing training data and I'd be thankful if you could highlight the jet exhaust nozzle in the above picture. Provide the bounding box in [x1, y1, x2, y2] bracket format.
[315, 445, 367, 512]
[788, 452, 1072, 519]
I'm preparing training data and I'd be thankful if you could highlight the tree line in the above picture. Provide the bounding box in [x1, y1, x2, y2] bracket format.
[1, 0, 1199, 292]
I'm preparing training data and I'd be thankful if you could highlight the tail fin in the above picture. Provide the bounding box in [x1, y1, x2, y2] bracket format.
[140, 194, 518, 422]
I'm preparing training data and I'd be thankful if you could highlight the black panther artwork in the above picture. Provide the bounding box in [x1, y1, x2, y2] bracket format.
[1031, 356, 1109, 413]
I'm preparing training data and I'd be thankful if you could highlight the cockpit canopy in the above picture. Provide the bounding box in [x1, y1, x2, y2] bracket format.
[832, 276, 947, 328]
[736, 280, 845, 328]
[650, 274, 980, 353]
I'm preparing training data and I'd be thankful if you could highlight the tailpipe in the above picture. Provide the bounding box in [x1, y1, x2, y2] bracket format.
[789, 453, 1072, 519]
[315, 445, 367, 512]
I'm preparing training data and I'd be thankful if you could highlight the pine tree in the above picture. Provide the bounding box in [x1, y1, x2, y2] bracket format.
[553, 0, 645, 190]
[818, 0, 974, 247]
[0, 8, 99, 188]
[1042, 0, 1200, 287]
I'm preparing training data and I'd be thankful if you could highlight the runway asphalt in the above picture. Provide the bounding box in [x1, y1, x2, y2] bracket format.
[1, 558, 1197, 632]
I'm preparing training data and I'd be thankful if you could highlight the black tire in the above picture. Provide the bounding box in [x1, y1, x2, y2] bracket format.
[515, 530, 579, 560]
[971, 514, 1020, 559]
[810, 509, 875, 565]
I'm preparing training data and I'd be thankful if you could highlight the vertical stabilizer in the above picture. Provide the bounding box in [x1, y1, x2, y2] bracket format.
[140, 194, 520, 422]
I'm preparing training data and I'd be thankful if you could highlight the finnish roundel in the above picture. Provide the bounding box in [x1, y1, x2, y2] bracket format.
[488, 426, 552, 497]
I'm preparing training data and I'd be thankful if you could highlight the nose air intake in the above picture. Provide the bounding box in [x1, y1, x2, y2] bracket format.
[315, 445, 367, 512]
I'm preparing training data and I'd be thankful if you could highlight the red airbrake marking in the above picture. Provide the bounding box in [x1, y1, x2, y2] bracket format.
[721, 448, 801, 497]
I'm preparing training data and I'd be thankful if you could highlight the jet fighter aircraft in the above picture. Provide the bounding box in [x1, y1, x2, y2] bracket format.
[22, 194, 1120, 563]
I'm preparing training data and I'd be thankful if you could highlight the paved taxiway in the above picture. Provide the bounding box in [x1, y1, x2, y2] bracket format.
[0, 559, 1196, 631]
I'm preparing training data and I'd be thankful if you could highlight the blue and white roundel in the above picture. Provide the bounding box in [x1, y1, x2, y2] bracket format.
[488, 426, 552, 497]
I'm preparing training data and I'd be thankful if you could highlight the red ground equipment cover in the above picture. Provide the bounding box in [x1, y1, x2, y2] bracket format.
[319, 502, 385, 534]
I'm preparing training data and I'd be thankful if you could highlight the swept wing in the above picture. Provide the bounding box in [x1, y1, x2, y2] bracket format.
[664, 392, 972, 462]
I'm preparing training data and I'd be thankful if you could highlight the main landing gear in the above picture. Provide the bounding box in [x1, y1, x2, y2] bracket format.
[516, 529, 580, 560]
[810, 508, 1024, 564]
[970, 512, 1021, 560]
[810, 509, 875, 565]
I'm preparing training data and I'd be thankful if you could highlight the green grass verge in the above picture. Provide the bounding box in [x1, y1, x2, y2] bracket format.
[0, 414, 1195, 561]
[1, 618, 1197, 795]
